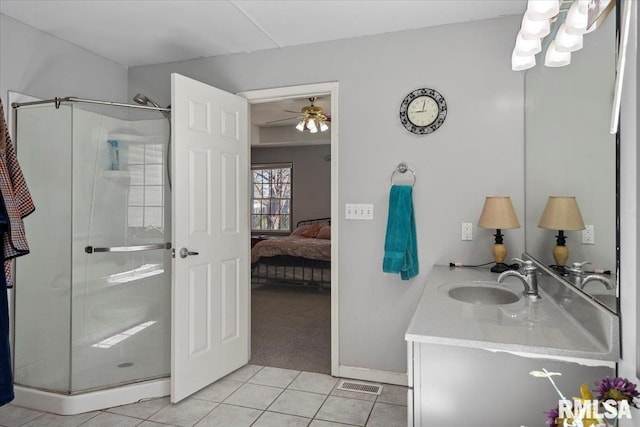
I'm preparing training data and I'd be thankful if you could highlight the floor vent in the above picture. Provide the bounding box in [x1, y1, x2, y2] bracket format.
[336, 380, 383, 395]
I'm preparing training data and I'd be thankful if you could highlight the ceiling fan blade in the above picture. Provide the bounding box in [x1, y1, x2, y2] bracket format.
[284, 110, 301, 114]
[264, 116, 302, 125]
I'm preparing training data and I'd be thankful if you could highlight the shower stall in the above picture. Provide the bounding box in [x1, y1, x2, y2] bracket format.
[11, 97, 172, 413]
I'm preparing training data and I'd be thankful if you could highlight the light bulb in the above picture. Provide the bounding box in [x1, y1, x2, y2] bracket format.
[296, 120, 305, 131]
[306, 118, 317, 132]
[512, 49, 536, 71]
[555, 23, 583, 52]
[514, 30, 542, 56]
[544, 40, 571, 67]
[526, 0, 560, 20]
[319, 120, 329, 132]
[520, 14, 551, 40]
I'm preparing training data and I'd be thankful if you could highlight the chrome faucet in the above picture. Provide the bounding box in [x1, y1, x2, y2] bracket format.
[497, 258, 541, 300]
[580, 274, 614, 290]
[568, 261, 591, 287]
[567, 260, 613, 290]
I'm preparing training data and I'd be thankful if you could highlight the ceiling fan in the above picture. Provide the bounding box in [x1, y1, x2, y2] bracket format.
[265, 97, 330, 133]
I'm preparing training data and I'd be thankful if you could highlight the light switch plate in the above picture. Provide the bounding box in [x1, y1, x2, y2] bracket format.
[346, 203, 374, 220]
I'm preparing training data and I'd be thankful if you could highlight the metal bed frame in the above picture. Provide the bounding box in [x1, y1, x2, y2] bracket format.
[251, 218, 331, 290]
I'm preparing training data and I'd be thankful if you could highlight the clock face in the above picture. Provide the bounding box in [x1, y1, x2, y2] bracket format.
[407, 96, 439, 126]
[399, 88, 447, 135]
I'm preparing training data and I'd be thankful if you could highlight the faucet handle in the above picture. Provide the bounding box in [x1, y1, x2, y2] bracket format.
[571, 261, 591, 269]
[511, 258, 536, 272]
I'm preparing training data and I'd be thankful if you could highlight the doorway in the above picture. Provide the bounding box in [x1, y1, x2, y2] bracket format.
[239, 82, 339, 377]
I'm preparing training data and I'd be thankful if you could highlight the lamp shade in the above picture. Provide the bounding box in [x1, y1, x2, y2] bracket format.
[538, 196, 585, 230]
[477, 196, 521, 230]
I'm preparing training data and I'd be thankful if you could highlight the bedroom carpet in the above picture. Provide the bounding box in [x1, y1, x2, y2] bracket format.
[250, 285, 331, 375]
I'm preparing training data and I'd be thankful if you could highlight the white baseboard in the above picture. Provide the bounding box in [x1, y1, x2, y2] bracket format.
[336, 365, 408, 386]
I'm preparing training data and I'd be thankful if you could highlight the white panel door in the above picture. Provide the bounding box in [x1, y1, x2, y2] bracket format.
[171, 73, 249, 403]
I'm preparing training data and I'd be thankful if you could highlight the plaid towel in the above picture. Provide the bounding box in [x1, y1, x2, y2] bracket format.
[0, 99, 35, 287]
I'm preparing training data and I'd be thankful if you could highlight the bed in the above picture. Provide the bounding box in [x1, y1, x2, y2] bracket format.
[251, 218, 331, 289]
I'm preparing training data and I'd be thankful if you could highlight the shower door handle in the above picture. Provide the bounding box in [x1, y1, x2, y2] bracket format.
[179, 247, 199, 258]
[85, 242, 171, 254]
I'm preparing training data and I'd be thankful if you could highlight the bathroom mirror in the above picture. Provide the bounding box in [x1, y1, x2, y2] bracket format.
[524, 6, 618, 313]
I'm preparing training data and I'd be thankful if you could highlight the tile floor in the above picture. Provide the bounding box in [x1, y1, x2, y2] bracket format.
[0, 365, 408, 427]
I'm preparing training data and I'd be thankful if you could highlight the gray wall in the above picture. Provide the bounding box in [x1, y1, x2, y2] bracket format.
[129, 15, 525, 374]
[0, 14, 127, 111]
[251, 145, 331, 230]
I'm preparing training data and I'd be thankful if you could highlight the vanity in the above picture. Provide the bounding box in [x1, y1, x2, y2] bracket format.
[405, 260, 619, 426]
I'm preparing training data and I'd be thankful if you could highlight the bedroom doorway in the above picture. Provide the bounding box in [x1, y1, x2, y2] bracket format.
[239, 83, 339, 376]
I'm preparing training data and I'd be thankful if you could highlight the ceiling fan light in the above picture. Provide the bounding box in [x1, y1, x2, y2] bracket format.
[544, 40, 571, 67]
[555, 23, 583, 52]
[514, 30, 542, 56]
[520, 14, 551, 40]
[525, 0, 560, 20]
[296, 120, 305, 131]
[306, 118, 317, 132]
[319, 120, 329, 132]
[511, 49, 536, 71]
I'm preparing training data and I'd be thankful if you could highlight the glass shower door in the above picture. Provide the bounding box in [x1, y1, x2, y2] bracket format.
[70, 105, 172, 392]
[13, 100, 172, 395]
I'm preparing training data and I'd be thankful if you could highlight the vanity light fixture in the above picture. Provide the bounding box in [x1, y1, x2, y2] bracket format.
[538, 196, 585, 273]
[554, 23, 584, 52]
[544, 40, 572, 67]
[511, 0, 614, 71]
[477, 196, 521, 273]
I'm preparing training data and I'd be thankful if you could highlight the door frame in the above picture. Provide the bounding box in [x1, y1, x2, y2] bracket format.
[238, 82, 340, 376]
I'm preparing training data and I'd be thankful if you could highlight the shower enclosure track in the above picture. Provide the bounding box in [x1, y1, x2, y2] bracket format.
[11, 96, 171, 113]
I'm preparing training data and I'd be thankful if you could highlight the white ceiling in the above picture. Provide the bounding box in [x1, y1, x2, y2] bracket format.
[0, 0, 526, 68]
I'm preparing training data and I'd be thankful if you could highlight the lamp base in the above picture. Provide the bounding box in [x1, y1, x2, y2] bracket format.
[550, 264, 569, 276]
[491, 262, 511, 273]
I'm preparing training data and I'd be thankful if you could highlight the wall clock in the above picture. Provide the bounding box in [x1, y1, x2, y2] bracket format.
[399, 88, 447, 135]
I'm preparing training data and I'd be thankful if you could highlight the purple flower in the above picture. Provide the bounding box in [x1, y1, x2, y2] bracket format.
[594, 376, 640, 408]
[545, 405, 560, 426]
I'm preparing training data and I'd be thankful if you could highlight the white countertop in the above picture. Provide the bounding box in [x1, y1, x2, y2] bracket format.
[405, 265, 616, 361]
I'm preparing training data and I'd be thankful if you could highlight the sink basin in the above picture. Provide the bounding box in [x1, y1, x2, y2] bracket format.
[448, 284, 520, 305]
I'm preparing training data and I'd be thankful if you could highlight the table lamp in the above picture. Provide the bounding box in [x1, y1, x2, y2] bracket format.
[538, 196, 585, 273]
[477, 196, 521, 273]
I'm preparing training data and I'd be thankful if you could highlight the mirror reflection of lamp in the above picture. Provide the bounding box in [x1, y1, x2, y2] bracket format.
[477, 196, 521, 273]
[538, 196, 585, 273]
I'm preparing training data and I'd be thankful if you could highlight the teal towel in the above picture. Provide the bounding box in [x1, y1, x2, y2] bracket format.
[383, 185, 418, 280]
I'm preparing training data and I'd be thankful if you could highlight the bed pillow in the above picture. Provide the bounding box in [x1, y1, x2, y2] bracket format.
[316, 225, 331, 239]
[299, 223, 323, 238]
[291, 224, 315, 236]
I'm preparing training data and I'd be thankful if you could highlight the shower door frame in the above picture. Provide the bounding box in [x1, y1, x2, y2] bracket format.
[9, 93, 173, 395]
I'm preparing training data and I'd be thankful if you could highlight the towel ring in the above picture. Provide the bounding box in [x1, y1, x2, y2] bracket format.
[390, 162, 416, 187]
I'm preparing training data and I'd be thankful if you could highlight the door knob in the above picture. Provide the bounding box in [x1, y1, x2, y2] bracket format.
[179, 247, 199, 258]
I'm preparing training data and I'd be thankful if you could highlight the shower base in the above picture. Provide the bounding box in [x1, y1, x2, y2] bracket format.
[13, 377, 170, 415]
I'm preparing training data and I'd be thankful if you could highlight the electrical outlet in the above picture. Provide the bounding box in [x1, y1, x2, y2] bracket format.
[582, 224, 595, 244]
[461, 223, 473, 241]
